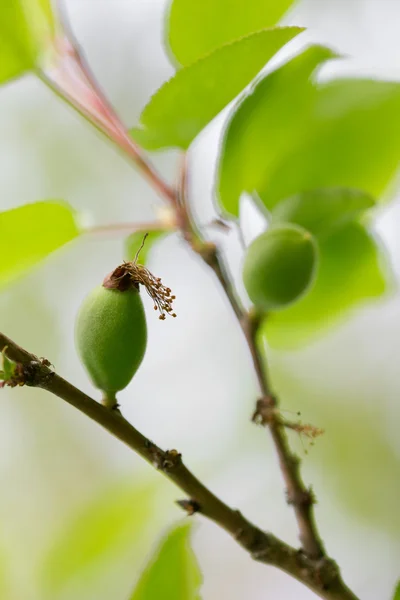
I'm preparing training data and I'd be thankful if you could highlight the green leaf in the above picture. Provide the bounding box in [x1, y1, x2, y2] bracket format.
[0, 0, 55, 86]
[125, 230, 166, 265]
[263, 222, 391, 348]
[270, 188, 376, 239]
[393, 581, 400, 600]
[261, 78, 400, 209]
[1, 348, 17, 380]
[130, 522, 202, 600]
[218, 45, 337, 216]
[131, 27, 303, 151]
[42, 482, 156, 596]
[218, 46, 400, 217]
[167, 0, 297, 66]
[0, 201, 80, 287]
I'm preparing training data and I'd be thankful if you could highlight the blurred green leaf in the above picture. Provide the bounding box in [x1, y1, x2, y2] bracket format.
[0, 201, 79, 287]
[271, 188, 376, 239]
[125, 231, 166, 265]
[0, 0, 55, 85]
[393, 581, 400, 600]
[130, 522, 202, 600]
[218, 45, 336, 216]
[263, 222, 390, 348]
[270, 364, 400, 536]
[218, 45, 400, 216]
[131, 27, 303, 150]
[42, 482, 156, 597]
[167, 0, 297, 66]
[0, 548, 11, 599]
[261, 79, 400, 209]
[1, 348, 17, 380]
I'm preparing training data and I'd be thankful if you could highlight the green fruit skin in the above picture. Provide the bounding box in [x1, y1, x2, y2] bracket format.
[75, 286, 147, 393]
[242, 224, 317, 311]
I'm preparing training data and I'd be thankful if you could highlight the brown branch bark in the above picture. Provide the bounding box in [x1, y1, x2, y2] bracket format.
[0, 332, 358, 600]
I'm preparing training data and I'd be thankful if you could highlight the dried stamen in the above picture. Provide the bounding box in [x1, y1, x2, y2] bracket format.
[102, 233, 177, 320]
[103, 262, 177, 320]
[124, 262, 177, 320]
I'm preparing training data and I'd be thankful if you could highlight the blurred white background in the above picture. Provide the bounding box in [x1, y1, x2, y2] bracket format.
[1, 0, 400, 598]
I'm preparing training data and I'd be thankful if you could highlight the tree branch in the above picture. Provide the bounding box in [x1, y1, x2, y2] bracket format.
[209, 251, 324, 558]
[83, 220, 175, 237]
[0, 332, 358, 600]
[36, 64, 176, 206]
[27, 21, 359, 599]
[177, 160, 325, 559]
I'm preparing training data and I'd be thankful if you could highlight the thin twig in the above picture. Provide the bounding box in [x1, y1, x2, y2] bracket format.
[177, 160, 325, 559]
[36, 67, 176, 205]
[211, 252, 324, 559]
[0, 332, 359, 600]
[84, 221, 172, 237]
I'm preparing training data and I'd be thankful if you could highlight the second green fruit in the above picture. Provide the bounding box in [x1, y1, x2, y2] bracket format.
[242, 224, 317, 311]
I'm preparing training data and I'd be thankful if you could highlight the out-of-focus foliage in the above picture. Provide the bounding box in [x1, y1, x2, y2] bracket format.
[270, 188, 376, 239]
[218, 45, 336, 217]
[218, 46, 400, 217]
[0, 549, 11, 599]
[0, 0, 55, 85]
[393, 581, 400, 600]
[167, 0, 297, 65]
[130, 522, 202, 600]
[0, 202, 79, 288]
[131, 28, 302, 150]
[41, 481, 157, 599]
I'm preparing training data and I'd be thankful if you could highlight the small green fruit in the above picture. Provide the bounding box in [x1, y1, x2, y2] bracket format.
[75, 285, 147, 394]
[242, 224, 317, 311]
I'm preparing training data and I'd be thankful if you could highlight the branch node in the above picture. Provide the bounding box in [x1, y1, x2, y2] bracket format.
[142, 441, 182, 473]
[161, 449, 182, 471]
[252, 546, 273, 561]
[192, 240, 218, 266]
[144, 439, 164, 468]
[286, 486, 316, 508]
[176, 498, 201, 515]
[305, 556, 341, 591]
[234, 527, 245, 541]
[252, 396, 278, 425]
[1, 354, 54, 389]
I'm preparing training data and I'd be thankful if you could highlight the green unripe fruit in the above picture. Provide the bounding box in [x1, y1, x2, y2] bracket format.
[75, 285, 147, 395]
[242, 224, 317, 311]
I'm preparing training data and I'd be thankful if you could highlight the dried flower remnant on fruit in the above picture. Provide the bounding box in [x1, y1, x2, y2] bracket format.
[103, 233, 177, 320]
[103, 262, 176, 320]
